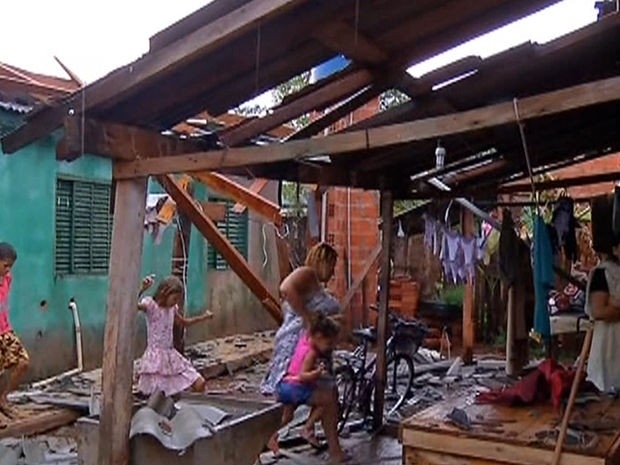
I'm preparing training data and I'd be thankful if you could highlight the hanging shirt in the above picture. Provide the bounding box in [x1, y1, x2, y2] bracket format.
[533, 215, 554, 339]
[586, 260, 620, 392]
[0, 273, 13, 334]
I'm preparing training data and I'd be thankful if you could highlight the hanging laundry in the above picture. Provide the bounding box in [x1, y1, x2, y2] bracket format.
[533, 215, 555, 339]
[441, 230, 463, 284]
[552, 196, 579, 262]
[422, 214, 443, 257]
[460, 236, 477, 282]
[499, 210, 519, 286]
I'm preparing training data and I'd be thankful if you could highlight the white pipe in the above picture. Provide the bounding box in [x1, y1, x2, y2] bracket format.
[320, 190, 328, 242]
[30, 298, 84, 389]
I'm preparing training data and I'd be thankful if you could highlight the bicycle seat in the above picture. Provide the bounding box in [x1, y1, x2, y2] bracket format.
[352, 327, 376, 342]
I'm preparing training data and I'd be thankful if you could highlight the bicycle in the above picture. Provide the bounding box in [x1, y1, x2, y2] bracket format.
[334, 305, 428, 432]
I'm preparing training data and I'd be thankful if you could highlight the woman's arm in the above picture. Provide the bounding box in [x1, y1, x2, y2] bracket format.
[280, 267, 318, 326]
[174, 309, 214, 327]
[296, 349, 324, 383]
[589, 291, 620, 321]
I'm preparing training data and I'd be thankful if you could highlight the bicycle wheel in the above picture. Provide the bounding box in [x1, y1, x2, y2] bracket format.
[334, 365, 356, 433]
[368, 354, 414, 420]
[384, 353, 414, 413]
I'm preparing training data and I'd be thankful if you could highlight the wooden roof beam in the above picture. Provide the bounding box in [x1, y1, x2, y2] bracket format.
[498, 171, 620, 194]
[1, 0, 310, 154]
[219, 69, 374, 146]
[112, 75, 620, 179]
[157, 174, 283, 324]
[192, 171, 283, 226]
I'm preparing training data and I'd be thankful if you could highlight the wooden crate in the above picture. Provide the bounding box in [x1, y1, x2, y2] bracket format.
[401, 389, 620, 465]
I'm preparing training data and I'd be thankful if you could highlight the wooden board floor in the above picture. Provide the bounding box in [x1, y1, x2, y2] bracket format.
[401, 388, 620, 465]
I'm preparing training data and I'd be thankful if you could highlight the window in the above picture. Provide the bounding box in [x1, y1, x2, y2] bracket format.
[207, 199, 249, 270]
[55, 178, 113, 275]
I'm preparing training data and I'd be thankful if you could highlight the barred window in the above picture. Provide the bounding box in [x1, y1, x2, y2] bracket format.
[55, 178, 113, 275]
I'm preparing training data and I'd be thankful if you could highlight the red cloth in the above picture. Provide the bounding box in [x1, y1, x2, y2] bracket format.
[476, 359, 576, 410]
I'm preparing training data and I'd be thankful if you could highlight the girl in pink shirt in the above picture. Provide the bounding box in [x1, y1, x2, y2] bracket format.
[268, 313, 343, 458]
[0, 242, 29, 419]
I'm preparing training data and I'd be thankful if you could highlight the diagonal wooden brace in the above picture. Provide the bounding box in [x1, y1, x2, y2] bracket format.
[158, 174, 283, 324]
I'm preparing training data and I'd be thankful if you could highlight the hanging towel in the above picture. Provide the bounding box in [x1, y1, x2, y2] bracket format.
[533, 215, 555, 339]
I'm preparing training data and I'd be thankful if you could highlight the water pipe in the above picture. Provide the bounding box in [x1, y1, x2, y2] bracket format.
[30, 297, 84, 389]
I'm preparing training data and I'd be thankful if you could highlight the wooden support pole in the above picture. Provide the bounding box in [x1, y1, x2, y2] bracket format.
[157, 175, 283, 324]
[340, 243, 382, 312]
[98, 177, 148, 465]
[171, 178, 194, 355]
[373, 190, 393, 430]
[461, 208, 476, 364]
[505, 286, 517, 376]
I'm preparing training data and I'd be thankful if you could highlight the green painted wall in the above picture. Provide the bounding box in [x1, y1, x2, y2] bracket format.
[0, 113, 208, 380]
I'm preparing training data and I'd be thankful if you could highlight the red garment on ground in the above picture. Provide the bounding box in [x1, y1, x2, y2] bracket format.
[476, 359, 576, 409]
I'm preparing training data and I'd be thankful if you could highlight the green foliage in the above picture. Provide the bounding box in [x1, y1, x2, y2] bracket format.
[393, 199, 426, 216]
[439, 285, 465, 306]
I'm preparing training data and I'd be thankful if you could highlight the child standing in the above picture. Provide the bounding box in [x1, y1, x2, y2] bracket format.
[268, 312, 340, 453]
[0, 242, 29, 418]
[137, 275, 213, 397]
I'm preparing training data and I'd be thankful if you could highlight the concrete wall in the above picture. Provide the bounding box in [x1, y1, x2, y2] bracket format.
[188, 179, 280, 342]
[0, 116, 278, 380]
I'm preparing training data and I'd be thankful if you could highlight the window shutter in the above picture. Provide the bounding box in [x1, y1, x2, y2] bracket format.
[207, 199, 249, 270]
[55, 178, 113, 275]
[55, 180, 73, 275]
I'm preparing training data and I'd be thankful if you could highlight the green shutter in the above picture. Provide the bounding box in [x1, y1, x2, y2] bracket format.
[55, 178, 113, 275]
[207, 199, 249, 270]
[55, 180, 73, 275]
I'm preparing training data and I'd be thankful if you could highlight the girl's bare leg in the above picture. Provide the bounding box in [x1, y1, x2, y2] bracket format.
[302, 407, 324, 446]
[268, 405, 295, 453]
[310, 388, 349, 463]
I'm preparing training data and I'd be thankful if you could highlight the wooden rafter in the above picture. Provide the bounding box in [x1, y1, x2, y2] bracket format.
[112, 75, 620, 179]
[192, 171, 283, 226]
[1, 0, 310, 154]
[157, 175, 283, 324]
[498, 171, 620, 194]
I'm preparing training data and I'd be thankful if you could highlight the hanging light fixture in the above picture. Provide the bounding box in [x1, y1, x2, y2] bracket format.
[435, 140, 446, 169]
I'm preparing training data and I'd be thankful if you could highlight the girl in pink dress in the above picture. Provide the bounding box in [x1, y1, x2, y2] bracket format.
[137, 275, 213, 397]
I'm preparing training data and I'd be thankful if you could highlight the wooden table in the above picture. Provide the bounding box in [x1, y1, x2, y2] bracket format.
[401, 389, 620, 465]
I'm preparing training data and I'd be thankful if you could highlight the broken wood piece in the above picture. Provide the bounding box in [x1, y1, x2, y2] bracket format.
[193, 171, 283, 226]
[0, 408, 80, 439]
[200, 201, 227, 222]
[158, 175, 283, 324]
[232, 178, 269, 213]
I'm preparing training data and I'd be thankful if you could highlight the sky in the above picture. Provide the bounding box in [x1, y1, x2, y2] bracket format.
[0, 0, 599, 104]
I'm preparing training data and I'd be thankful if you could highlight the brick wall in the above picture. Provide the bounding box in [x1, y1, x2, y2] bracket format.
[312, 97, 382, 332]
[549, 153, 620, 198]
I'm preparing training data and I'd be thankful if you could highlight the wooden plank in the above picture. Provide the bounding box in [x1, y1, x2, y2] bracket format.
[219, 69, 373, 146]
[57, 117, 207, 161]
[201, 201, 228, 222]
[405, 448, 506, 465]
[314, 21, 388, 65]
[113, 76, 620, 179]
[373, 190, 393, 429]
[157, 175, 283, 324]
[286, 84, 384, 140]
[192, 171, 283, 226]
[461, 208, 475, 365]
[232, 178, 269, 213]
[499, 171, 620, 194]
[0, 409, 80, 439]
[401, 429, 603, 465]
[98, 177, 148, 465]
[340, 243, 381, 311]
[1, 0, 309, 154]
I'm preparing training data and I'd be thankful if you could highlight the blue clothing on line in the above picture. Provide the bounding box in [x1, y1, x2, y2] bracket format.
[533, 215, 554, 338]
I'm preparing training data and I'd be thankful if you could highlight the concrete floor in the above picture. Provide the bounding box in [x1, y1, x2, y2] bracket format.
[260, 432, 402, 465]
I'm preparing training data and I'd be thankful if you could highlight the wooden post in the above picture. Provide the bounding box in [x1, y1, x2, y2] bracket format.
[98, 177, 147, 465]
[373, 190, 393, 430]
[171, 180, 194, 355]
[505, 286, 517, 376]
[462, 208, 476, 364]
